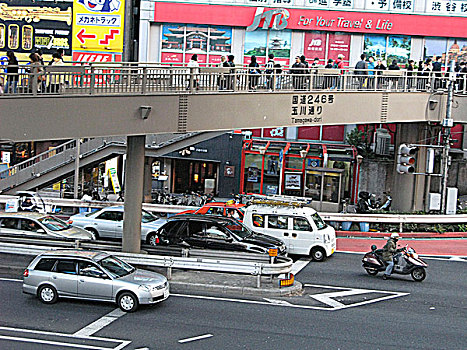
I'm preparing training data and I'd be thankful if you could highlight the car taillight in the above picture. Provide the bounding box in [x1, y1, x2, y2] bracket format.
[68, 220, 73, 224]
[23, 269, 29, 277]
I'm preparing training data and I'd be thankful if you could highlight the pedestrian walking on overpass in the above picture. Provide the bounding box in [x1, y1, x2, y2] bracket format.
[248, 55, 260, 91]
[291, 56, 305, 90]
[27, 53, 44, 94]
[187, 54, 200, 91]
[265, 53, 275, 91]
[48, 52, 65, 93]
[355, 53, 368, 90]
[4, 51, 19, 94]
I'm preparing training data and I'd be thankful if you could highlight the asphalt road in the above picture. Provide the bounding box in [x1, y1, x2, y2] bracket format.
[0, 253, 465, 350]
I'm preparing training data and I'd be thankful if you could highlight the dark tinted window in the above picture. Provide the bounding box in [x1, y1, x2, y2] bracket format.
[0, 218, 19, 229]
[188, 221, 205, 237]
[55, 260, 76, 274]
[97, 211, 121, 221]
[78, 261, 106, 278]
[161, 221, 185, 237]
[35, 258, 57, 271]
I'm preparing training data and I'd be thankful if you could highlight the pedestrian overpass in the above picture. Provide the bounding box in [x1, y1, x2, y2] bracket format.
[1, 64, 466, 253]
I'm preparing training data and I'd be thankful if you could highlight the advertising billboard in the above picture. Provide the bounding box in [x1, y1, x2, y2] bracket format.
[0, 0, 72, 61]
[72, 0, 125, 62]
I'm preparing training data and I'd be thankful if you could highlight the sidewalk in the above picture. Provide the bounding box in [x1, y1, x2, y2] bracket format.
[336, 230, 467, 257]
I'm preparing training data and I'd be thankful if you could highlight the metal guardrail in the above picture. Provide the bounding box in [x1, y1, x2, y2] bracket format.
[1, 195, 467, 225]
[0, 239, 293, 288]
[1, 64, 466, 96]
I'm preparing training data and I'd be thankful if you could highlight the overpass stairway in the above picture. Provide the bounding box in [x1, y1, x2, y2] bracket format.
[0, 132, 224, 194]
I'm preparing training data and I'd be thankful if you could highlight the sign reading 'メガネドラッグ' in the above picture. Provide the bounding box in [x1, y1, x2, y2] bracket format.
[290, 94, 335, 125]
[72, 0, 125, 62]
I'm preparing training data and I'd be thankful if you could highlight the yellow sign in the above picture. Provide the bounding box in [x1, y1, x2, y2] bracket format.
[72, 0, 125, 53]
[108, 168, 121, 194]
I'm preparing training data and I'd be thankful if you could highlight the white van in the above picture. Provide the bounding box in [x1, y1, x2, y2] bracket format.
[243, 204, 336, 261]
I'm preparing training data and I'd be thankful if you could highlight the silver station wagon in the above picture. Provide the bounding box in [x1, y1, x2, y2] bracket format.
[23, 250, 169, 312]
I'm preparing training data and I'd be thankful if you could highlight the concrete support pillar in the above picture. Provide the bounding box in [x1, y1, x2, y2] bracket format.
[392, 123, 427, 212]
[122, 135, 145, 253]
[143, 157, 154, 203]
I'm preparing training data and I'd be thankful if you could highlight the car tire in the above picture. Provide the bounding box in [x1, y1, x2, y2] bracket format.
[118, 292, 139, 312]
[86, 228, 99, 240]
[310, 247, 326, 262]
[146, 233, 159, 246]
[38, 284, 58, 304]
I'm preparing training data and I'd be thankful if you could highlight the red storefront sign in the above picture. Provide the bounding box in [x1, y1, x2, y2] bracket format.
[72, 52, 121, 63]
[154, 3, 466, 38]
[161, 52, 184, 63]
[304, 32, 326, 61]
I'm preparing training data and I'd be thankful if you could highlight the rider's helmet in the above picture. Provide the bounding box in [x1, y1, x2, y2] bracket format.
[390, 233, 400, 240]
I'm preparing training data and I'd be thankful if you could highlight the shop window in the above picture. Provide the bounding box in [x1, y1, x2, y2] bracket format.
[0, 24, 5, 49]
[285, 157, 303, 170]
[447, 39, 467, 64]
[364, 35, 411, 66]
[305, 171, 321, 201]
[252, 214, 265, 228]
[22, 25, 33, 51]
[268, 215, 288, 230]
[424, 38, 448, 66]
[8, 25, 19, 49]
[262, 154, 279, 195]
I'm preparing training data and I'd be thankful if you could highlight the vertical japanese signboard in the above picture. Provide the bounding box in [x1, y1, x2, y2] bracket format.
[72, 0, 125, 63]
[0, 0, 72, 62]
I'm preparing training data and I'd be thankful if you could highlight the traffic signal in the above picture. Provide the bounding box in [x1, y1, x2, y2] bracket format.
[396, 143, 418, 174]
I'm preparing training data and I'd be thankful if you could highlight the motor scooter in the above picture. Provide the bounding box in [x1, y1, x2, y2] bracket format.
[362, 244, 428, 282]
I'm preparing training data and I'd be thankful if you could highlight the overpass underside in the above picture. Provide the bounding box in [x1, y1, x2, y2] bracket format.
[1, 91, 463, 142]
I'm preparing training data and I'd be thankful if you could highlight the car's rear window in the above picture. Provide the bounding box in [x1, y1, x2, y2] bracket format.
[35, 258, 57, 271]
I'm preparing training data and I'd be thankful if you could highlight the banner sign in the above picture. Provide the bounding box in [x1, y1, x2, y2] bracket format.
[154, 3, 466, 38]
[72, 0, 125, 60]
[108, 168, 121, 193]
[0, 0, 72, 60]
[285, 173, 301, 190]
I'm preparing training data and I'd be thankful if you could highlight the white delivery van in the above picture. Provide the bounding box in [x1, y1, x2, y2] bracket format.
[243, 203, 336, 261]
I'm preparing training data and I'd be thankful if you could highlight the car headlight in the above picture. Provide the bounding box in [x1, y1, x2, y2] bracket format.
[138, 285, 151, 292]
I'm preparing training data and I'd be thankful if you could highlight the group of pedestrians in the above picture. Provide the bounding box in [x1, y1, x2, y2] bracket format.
[2, 48, 65, 94]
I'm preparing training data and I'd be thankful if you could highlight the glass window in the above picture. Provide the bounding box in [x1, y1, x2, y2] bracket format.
[188, 221, 205, 237]
[0, 218, 18, 229]
[20, 219, 42, 232]
[142, 210, 157, 223]
[252, 214, 265, 228]
[98, 256, 134, 278]
[97, 211, 120, 221]
[285, 157, 303, 170]
[293, 217, 312, 231]
[0, 25, 5, 49]
[37, 216, 70, 231]
[305, 171, 322, 200]
[224, 221, 253, 239]
[244, 30, 267, 59]
[322, 172, 340, 203]
[268, 30, 291, 59]
[207, 207, 224, 216]
[447, 39, 467, 64]
[387, 35, 411, 66]
[424, 38, 448, 65]
[268, 215, 288, 229]
[160, 220, 185, 238]
[35, 258, 57, 271]
[311, 213, 327, 230]
[78, 261, 105, 278]
[205, 225, 229, 240]
[55, 260, 76, 274]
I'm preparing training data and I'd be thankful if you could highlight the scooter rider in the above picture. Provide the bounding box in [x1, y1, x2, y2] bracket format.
[382, 233, 400, 280]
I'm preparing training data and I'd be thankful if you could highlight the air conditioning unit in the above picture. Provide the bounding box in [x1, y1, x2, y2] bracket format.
[374, 128, 391, 156]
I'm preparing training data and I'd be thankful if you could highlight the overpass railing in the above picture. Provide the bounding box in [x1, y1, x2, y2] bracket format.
[1, 64, 466, 96]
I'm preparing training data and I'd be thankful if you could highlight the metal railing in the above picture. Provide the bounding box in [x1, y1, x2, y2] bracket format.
[0, 239, 293, 288]
[1, 64, 466, 96]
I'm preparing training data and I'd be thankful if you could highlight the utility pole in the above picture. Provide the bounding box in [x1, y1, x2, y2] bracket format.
[440, 60, 455, 214]
[73, 139, 80, 199]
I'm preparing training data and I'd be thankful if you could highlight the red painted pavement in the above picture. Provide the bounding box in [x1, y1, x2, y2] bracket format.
[337, 238, 467, 257]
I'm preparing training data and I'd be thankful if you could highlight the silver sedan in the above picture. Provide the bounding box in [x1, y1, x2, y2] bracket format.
[23, 250, 169, 312]
[0, 212, 95, 241]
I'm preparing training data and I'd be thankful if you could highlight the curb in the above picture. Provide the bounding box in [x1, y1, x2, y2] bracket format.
[169, 281, 303, 297]
[336, 231, 467, 239]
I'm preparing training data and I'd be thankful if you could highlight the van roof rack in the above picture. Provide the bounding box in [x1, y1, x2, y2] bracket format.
[244, 194, 313, 208]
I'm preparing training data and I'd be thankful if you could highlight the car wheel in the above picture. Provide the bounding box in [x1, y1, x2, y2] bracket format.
[38, 284, 58, 304]
[146, 233, 160, 246]
[310, 247, 326, 262]
[118, 292, 139, 312]
[86, 228, 99, 240]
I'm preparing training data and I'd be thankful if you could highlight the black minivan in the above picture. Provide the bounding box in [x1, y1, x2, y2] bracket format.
[146, 215, 287, 255]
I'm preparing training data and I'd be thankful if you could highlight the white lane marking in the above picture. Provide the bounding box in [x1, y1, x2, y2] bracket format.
[0, 335, 110, 349]
[263, 298, 293, 306]
[0, 278, 22, 282]
[74, 308, 126, 337]
[178, 334, 213, 344]
[0, 326, 131, 350]
[291, 258, 312, 275]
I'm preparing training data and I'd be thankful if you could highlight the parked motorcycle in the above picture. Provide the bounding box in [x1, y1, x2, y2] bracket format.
[362, 244, 428, 282]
